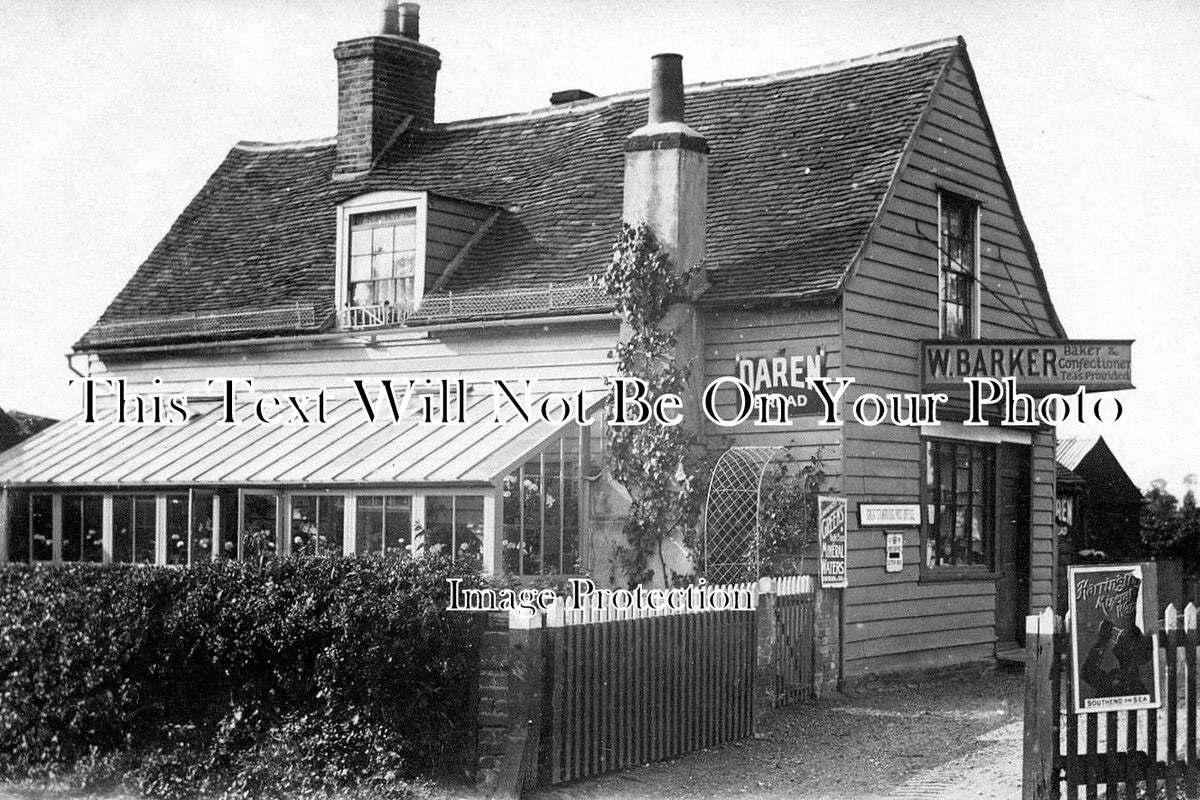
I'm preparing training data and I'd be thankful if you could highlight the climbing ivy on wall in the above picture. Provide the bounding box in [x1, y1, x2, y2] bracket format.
[594, 222, 707, 586]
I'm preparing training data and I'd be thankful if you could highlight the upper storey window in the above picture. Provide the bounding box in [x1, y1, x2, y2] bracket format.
[336, 191, 427, 329]
[938, 192, 979, 340]
[349, 209, 417, 310]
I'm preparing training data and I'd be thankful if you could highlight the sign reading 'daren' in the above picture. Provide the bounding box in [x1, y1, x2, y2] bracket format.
[734, 347, 826, 417]
[920, 339, 1133, 395]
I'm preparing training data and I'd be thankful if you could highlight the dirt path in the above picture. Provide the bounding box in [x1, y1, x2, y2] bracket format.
[527, 665, 1023, 800]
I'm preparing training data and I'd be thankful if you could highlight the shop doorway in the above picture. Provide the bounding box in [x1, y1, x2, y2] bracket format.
[994, 443, 1031, 647]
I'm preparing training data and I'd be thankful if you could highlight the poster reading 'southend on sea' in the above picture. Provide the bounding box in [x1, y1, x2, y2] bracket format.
[1068, 564, 1161, 714]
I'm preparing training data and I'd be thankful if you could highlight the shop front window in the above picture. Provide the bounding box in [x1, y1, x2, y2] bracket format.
[923, 439, 995, 570]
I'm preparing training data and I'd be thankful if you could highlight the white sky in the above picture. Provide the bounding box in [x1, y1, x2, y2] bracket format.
[0, 0, 1197, 493]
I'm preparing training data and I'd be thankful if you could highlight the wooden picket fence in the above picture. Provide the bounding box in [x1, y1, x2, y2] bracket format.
[493, 576, 817, 796]
[1024, 603, 1200, 799]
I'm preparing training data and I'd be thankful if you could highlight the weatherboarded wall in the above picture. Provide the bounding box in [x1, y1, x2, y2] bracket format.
[702, 303, 843, 477]
[839, 52, 1060, 680]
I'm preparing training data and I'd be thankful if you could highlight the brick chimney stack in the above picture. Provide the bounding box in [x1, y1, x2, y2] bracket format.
[334, 1, 440, 176]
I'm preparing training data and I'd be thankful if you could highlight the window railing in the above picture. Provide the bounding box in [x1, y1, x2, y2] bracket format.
[338, 303, 412, 330]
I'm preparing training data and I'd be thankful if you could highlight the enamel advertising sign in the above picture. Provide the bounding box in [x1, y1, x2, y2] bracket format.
[1068, 564, 1161, 714]
[818, 495, 848, 589]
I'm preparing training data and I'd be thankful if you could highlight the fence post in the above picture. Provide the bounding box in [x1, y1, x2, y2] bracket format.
[753, 576, 776, 734]
[492, 608, 545, 800]
[1023, 607, 1060, 800]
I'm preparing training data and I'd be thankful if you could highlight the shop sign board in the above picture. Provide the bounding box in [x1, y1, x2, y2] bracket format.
[1068, 564, 1161, 713]
[733, 347, 826, 417]
[858, 503, 921, 528]
[818, 495, 848, 589]
[920, 339, 1133, 395]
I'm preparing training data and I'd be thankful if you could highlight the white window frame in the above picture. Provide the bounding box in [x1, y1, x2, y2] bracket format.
[936, 190, 982, 340]
[283, 490, 351, 557]
[335, 190, 429, 326]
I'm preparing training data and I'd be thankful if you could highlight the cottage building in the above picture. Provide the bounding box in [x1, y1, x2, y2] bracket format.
[0, 3, 1074, 681]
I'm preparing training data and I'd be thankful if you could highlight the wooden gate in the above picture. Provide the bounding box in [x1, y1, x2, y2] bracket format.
[772, 575, 815, 707]
[1024, 603, 1200, 799]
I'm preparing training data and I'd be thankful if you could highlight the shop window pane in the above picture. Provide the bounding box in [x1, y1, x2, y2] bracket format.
[30, 494, 53, 561]
[165, 495, 188, 565]
[383, 496, 410, 556]
[924, 440, 994, 570]
[319, 496, 345, 555]
[7, 492, 30, 563]
[191, 492, 215, 564]
[241, 494, 277, 561]
[356, 496, 385, 555]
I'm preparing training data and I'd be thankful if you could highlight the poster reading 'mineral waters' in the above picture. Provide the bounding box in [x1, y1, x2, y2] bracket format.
[1068, 564, 1161, 714]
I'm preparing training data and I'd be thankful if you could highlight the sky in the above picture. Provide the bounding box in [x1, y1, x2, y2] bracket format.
[0, 0, 1197, 493]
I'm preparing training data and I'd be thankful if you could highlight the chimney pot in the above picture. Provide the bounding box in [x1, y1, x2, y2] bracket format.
[648, 53, 685, 125]
[400, 2, 420, 40]
[380, 0, 400, 35]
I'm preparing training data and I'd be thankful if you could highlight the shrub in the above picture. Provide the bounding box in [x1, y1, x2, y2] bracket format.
[0, 554, 485, 798]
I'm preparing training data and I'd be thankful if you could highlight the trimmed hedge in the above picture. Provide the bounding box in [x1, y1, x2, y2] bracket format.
[0, 555, 485, 798]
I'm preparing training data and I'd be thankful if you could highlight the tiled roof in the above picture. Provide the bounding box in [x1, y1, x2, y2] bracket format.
[78, 38, 961, 349]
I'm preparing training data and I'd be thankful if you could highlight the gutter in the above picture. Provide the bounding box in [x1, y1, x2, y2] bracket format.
[76, 312, 617, 359]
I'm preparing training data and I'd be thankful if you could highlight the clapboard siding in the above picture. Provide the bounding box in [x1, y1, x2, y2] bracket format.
[838, 52, 1061, 679]
[93, 319, 620, 398]
[701, 304, 842, 474]
[424, 197, 494, 289]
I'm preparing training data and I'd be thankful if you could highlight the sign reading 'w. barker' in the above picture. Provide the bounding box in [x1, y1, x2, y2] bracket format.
[920, 339, 1133, 395]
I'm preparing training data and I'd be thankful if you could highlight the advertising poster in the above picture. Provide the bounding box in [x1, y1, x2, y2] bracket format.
[1068, 564, 1161, 714]
[818, 495, 848, 589]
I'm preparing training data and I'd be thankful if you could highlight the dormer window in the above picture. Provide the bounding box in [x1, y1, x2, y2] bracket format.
[336, 191, 428, 329]
[349, 209, 417, 311]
